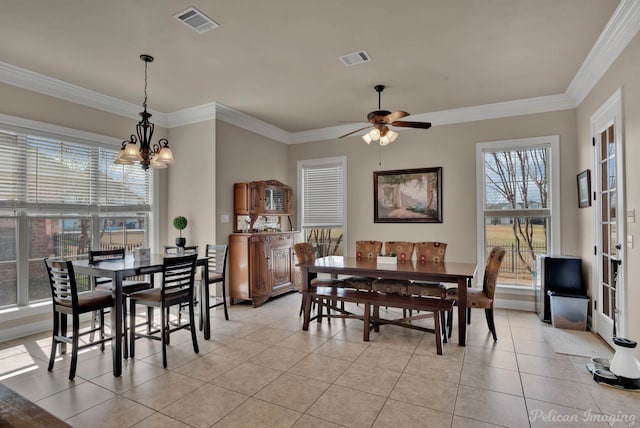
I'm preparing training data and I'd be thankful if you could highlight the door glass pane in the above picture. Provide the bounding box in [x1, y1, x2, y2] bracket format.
[601, 161, 608, 191]
[608, 125, 615, 155]
[603, 285, 610, 316]
[602, 255, 609, 285]
[610, 190, 617, 221]
[601, 193, 608, 221]
[608, 158, 616, 189]
[601, 133, 607, 160]
[0, 218, 17, 307]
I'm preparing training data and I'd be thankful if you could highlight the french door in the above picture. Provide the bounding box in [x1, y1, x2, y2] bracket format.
[591, 90, 626, 346]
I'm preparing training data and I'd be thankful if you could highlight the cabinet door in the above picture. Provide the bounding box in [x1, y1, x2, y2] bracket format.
[250, 182, 262, 213]
[269, 239, 293, 293]
[234, 183, 249, 214]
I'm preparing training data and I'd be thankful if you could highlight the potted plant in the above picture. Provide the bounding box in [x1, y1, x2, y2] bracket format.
[173, 216, 188, 247]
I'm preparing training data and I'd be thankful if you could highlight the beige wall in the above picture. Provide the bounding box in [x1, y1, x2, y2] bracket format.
[215, 121, 291, 244]
[167, 120, 216, 248]
[576, 32, 640, 352]
[288, 110, 579, 263]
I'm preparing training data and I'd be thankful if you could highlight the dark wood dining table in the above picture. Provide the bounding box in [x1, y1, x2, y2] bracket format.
[72, 253, 210, 376]
[298, 256, 478, 345]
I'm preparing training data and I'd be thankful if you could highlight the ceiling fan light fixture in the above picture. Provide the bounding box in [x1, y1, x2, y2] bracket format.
[369, 128, 380, 140]
[362, 133, 373, 144]
[386, 130, 398, 143]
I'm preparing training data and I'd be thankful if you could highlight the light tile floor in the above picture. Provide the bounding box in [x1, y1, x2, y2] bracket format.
[1, 292, 639, 427]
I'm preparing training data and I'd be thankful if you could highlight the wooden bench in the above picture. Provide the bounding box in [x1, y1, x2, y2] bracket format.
[303, 286, 453, 355]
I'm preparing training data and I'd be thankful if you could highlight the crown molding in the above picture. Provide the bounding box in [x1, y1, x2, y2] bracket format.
[1, 0, 638, 143]
[214, 103, 291, 143]
[566, 0, 640, 105]
[293, 94, 576, 143]
[166, 102, 216, 128]
[0, 61, 169, 127]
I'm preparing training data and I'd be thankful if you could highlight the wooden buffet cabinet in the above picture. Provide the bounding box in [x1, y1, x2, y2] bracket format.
[229, 180, 302, 307]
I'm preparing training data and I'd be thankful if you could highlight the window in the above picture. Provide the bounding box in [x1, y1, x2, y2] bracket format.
[476, 136, 560, 287]
[0, 123, 152, 308]
[298, 157, 346, 256]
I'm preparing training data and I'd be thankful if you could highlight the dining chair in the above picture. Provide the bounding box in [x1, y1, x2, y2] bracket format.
[371, 241, 416, 293]
[89, 248, 152, 358]
[44, 258, 114, 380]
[128, 254, 199, 368]
[410, 242, 449, 297]
[201, 244, 229, 323]
[294, 242, 345, 321]
[446, 246, 506, 341]
[343, 240, 384, 291]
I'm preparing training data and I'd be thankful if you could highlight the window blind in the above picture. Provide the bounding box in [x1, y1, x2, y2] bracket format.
[0, 130, 25, 209]
[302, 163, 344, 227]
[0, 129, 150, 214]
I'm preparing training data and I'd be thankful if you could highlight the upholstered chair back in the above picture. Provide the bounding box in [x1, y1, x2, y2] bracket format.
[415, 242, 447, 263]
[293, 242, 315, 265]
[483, 247, 506, 299]
[384, 241, 415, 261]
[355, 241, 382, 260]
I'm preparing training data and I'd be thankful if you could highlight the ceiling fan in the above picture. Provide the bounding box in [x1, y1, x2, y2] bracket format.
[339, 84, 431, 144]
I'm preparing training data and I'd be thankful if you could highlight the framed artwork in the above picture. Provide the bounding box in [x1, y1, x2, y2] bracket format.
[374, 167, 442, 223]
[577, 169, 591, 208]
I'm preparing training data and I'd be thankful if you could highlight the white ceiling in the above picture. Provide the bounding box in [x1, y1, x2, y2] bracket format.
[0, 0, 629, 137]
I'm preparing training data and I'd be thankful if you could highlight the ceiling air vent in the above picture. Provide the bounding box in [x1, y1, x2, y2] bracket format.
[173, 7, 219, 34]
[339, 50, 371, 67]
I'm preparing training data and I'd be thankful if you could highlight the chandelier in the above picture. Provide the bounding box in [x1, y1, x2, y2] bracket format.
[114, 54, 175, 170]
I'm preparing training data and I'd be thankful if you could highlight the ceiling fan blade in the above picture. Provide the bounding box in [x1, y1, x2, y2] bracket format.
[338, 125, 372, 138]
[385, 111, 410, 122]
[391, 121, 432, 129]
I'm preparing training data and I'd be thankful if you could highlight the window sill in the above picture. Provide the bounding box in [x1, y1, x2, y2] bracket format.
[0, 301, 51, 322]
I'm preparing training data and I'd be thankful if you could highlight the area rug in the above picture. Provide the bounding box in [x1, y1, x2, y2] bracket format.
[542, 327, 613, 358]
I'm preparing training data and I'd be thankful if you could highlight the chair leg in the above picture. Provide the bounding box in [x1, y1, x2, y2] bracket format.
[189, 300, 199, 354]
[60, 313, 67, 354]
[122, 300, 128, 358]
[221, 282, 229, 321]
[160, 305, 167, 368]
[447, 308, 454, 339]
[440, 310, 447, 344]
[48, 312, 59, 371]
[100, 308, 106, 352]
[70, 315, 80, 380]
[485, 308, 497, 341]
[129, 299, 136, 359]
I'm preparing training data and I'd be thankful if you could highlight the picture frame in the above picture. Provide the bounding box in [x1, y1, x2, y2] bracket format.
[374, 167, 443, 223]
[577, 169, 591, 208]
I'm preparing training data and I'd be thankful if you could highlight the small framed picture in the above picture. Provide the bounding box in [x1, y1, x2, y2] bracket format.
[577, 169, 591, 208]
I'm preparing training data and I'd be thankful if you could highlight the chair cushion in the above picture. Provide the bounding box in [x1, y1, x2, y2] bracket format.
[372, 278, 410, 295]
[407, 282, 447, 298]
[208, 272, 223, 283]
[128, 287, 190, 304]
[76, 290, 114, 311]
[342, 276, 374, 291]
[446, 287, 493, 308]
[96, 280, 152, 295]
[311, 278, 344, 288]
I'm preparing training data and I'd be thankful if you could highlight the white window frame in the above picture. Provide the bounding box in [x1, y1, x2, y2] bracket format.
[297, 156, 347, 255]
[476, 135, 560, 292]
[0, 113, 160, 318]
